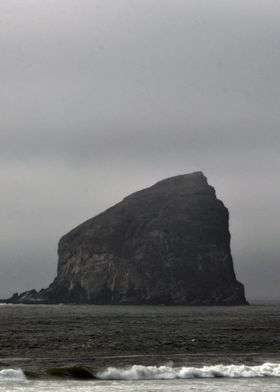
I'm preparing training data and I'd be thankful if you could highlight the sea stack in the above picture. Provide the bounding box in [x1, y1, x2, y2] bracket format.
[7, 172, 247, 305]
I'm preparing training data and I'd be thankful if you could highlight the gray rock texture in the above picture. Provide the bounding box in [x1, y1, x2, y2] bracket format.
[5, 172, 247, 305]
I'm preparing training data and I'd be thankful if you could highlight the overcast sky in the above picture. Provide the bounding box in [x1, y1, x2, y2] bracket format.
[0, 0, 279, 300]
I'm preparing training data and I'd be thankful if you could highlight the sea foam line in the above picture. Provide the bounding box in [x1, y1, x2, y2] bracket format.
[97, 363, 280, 380]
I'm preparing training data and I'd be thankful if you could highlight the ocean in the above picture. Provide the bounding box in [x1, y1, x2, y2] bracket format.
[1, 302, 280, 391]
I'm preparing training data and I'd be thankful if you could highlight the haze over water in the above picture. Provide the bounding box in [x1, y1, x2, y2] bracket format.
[1, 0, 280, 300]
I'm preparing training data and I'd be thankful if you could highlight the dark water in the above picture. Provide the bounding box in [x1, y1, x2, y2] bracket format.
[1, 302, 280, 373]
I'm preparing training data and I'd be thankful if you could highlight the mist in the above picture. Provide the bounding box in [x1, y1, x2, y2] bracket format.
[1, 0, 280, 300]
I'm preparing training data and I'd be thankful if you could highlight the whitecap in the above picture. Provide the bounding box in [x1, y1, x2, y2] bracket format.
[97, 363, 280, 380]
[0, 369, 26, 381]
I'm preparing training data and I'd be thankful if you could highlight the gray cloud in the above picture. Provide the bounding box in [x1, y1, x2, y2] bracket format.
[0, 0, 280, 299]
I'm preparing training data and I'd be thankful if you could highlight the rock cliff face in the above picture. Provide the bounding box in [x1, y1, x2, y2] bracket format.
[6, 172, 247, 305]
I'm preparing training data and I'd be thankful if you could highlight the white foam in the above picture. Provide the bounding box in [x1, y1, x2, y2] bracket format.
[97, 363, 280, 380]
[0, 369, 26, 381]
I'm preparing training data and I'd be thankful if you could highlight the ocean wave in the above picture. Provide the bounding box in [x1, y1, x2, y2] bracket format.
[0, 369, 26, 381]
[2, 363, 280, 381]
[97, 363, 280, 380]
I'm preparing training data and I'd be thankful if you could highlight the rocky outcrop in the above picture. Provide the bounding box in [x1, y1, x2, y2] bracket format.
[4, 172, 247, 305]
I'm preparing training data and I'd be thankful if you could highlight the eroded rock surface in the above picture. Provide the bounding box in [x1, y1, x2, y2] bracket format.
[5, 172, 247, 305]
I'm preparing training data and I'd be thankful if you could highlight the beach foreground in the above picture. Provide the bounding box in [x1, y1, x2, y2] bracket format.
[1, 377, 280, 392]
